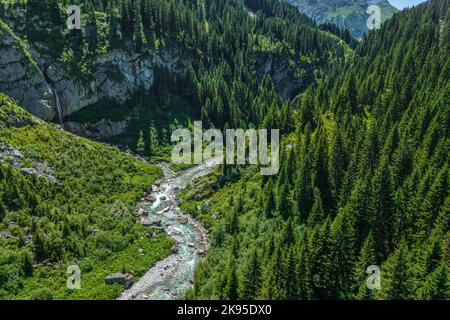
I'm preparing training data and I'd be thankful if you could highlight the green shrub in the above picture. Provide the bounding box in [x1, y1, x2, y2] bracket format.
[31, 288, 53, 300]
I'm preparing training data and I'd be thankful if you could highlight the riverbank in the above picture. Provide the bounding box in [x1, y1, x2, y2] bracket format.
[118, 157, 221, 300]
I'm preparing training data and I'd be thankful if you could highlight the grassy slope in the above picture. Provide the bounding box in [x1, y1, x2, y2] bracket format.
[0, 94, 173, 299]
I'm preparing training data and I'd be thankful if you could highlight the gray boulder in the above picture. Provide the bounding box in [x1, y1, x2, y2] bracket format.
[104, 273, 133, 289]
[141, 218, 162, 227]
[179, 217, 189, 225]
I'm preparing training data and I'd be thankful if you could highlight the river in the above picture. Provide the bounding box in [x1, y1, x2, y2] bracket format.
[118, 157, 221, 300]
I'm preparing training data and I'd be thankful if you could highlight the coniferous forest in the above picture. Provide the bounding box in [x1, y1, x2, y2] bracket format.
[0, 0, 448, 301]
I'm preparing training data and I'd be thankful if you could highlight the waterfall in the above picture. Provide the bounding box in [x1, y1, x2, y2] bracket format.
[52, 88, 65, 129]
[32, 63, 65, 129]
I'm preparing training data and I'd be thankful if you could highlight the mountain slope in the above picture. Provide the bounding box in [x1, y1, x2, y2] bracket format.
[285, 0, 399, 38]
[0, 0, 351, 122]
[0, 94, 173, 299]
[184, 0, 449, 300]
[0, 0, 447, 301]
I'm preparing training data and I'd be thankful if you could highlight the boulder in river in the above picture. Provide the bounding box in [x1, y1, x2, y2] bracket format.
[105, 273, 133, 289]
[146, 195, 157, 203]
[157, 207, 170, 214]
[142, 218, 162, 227]
[179, 217, 189, 224]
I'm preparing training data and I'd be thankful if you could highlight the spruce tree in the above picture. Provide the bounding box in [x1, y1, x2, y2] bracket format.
[85, 0, 98, 54]
[331, 210, 356, 298]
[120, 0, 131, 38]
[133, 0, 146, 53]
[107, 2, 120, 49]
[240, 248, 261, 299]
[263, 180, 276, 218]
[354, 233, 378, 299]
[307, 191, 325, 227]
[0, 202, 6, 222]
[417, 262, 449, 300]
[224, 258, 239, 300]
[20, 250, 34, 277]
[377, 243, 413, 300]
[136, 130, 145, 154]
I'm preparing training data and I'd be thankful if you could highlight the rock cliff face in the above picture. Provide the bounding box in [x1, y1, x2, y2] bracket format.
[0, 17, 300, 123]
[256, 52, 311, 100]
[285, 0, 398, 38]
[41, 47, 189, 118]
[0, 20, 54, 120]
[0, 5, 329, 125]
[64, 118, 129, 140]
[0, 8, 189, 121]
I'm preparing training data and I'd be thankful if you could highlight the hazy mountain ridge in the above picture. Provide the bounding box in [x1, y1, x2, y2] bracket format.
[285, 0, 399, 37]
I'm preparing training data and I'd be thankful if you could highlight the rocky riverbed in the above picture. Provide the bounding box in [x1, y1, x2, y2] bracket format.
[118, 157, 221, 300]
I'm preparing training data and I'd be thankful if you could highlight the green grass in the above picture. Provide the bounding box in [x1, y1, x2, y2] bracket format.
[326, 5, 363, 19]
[318, 30, 355, 61]
[11, 229, 173, 300]
[0, 93, 174, 299]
